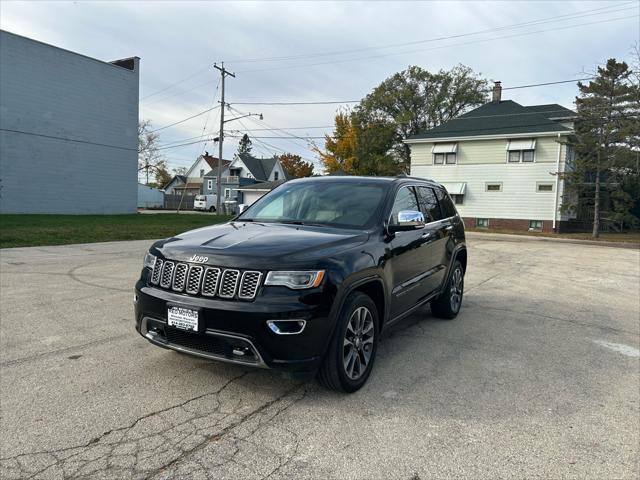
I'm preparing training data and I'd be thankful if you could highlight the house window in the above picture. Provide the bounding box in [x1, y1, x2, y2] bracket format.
[432, 143, 457, 165]
[529, 220, 544, 231]
[451, 194, 463, 205]
[433, 153, 456, 165]
[486, 182, 502, 192]
[476, 218, 489, 228]
[224, 188, 231, 198]
[274, 171, 279, 180]
[507, 139, 536, 163]
[200, 169, 205, 177]
[536, 182, 554, 192]
[207, 179, 213, 191]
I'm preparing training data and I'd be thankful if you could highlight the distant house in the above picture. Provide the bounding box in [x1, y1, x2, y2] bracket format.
[236, 179, 288, 206]
[163, 175, 187, 195]
[406, 82, 577, 233]
[0, 30, 139, 214]
[176, 153, 231, 196]
[203, 153, 287, 204]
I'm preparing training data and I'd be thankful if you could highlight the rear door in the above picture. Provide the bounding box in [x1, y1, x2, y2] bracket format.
[416, 186, 448, 293]
[387, 185, 438, 318]
[432, 186, 460, 289]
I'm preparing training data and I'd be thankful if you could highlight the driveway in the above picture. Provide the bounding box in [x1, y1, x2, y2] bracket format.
[1, 238, 638, 479]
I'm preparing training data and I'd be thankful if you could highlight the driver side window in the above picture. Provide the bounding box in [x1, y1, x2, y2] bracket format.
[389, 186, 420, 226]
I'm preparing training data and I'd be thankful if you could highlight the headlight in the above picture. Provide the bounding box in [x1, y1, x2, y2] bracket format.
[264, 270, 325, 289]
[143, 252, 157, 270]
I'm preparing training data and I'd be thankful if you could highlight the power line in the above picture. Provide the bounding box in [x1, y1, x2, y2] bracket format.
[230, 100, 359, 106]
[226, 2, 634, 65]
[503, 78, 595, 90]
[1, 128, 137, 152]
[140, 64, 214, 101]
[237, 13, 638, 74]
[149, 105, 220, 133]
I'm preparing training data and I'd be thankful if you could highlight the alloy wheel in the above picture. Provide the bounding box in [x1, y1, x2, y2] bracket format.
[450, 267, 463, 312]
[343, 306, 375, 380]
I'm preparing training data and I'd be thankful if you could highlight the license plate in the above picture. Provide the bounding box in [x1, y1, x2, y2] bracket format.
[167, 306, 199, 332]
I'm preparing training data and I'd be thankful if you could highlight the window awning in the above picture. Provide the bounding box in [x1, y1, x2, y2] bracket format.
[507, 139, 536, 150]
[432, 143, 457, 153]
[440, 182, 466, 195]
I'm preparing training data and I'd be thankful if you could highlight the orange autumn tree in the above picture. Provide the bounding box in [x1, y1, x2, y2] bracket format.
[278, 153, 314, 178]
[313, 111, 358, 174]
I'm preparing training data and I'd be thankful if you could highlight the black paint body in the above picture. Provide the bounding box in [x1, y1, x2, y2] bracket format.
[135, 176, 467, 373]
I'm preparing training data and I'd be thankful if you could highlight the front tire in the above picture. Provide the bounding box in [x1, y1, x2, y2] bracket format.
[209, 206, 216, 212]
[318, 292, 379, 393]
[430, 260, 464, 319]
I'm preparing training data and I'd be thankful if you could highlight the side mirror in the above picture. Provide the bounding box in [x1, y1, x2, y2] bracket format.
[388, 210, 425, 233]
[238, 204, 248, 214]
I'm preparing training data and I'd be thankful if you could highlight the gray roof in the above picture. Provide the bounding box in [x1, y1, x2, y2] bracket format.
[237, 153, 278, 181]
[407, 100, 575, 141]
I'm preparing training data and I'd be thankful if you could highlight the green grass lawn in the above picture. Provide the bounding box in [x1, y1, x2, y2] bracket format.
[466, 228, 640, 244]
[0, 213, 233, 248]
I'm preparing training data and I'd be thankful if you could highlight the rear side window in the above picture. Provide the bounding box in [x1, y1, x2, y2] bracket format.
[389, 186, 420, 226]
[417, 186, 443, 222]
[435, 187, 458, 218]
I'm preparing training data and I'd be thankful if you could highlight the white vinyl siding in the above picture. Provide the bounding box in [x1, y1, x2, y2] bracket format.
[410, 136, 560, 166]
[411, 161, 567, 221]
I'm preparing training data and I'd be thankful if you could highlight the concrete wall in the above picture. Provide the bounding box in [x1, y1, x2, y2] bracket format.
[0, 31, 139, 214]
[137, 183, 163, 209]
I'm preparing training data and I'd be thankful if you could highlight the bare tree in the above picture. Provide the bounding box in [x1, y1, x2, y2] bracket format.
[138, 120, 167, 184]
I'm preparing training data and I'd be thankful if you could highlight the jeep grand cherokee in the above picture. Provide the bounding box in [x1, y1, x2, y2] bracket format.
[134, 176, 467, 392]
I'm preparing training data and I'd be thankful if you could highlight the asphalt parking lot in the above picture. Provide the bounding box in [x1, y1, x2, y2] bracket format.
[1, 236, 638, 479]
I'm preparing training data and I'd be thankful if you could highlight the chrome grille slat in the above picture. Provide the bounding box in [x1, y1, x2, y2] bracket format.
[160, 261, 175, 288]
[172, 263, 188, 292]
[152, 260, 261, 301]
[186, 266, 204, 294]
[151, 259, 163, 285]
[201, 267, 221, 297]
[218, 270, 240, 298]
[239, 271, 262, 300]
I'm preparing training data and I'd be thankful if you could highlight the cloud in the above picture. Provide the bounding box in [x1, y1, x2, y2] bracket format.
[1, 0, 637, 169]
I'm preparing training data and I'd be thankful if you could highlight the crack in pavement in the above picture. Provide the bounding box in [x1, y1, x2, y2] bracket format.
[0, 371, 265, 479]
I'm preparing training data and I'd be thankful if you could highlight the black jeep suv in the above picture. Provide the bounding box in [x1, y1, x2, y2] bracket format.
[135, 176, 466, 392]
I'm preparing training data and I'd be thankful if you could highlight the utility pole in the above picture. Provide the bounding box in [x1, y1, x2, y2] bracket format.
[214, 62, 235, 214]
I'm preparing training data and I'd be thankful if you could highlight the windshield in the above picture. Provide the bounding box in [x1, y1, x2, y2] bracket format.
[237, 181, 389, 228]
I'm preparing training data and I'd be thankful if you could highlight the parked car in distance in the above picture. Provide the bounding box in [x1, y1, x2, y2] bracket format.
[193, 194, 217, 212]
[135, 176, 467, 392]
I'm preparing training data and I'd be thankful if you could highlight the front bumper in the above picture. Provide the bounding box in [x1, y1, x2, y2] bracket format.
[134, 279, 334, 373]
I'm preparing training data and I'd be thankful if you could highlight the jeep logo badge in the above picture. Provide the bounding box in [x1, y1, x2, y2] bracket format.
[189, 255, 209, 264]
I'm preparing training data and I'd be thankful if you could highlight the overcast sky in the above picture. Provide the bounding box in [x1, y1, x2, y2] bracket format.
[1, 0, 638, 172]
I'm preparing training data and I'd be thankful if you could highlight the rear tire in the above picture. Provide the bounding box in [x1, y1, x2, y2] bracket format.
[209, 206, 216, 213]
[430, 260, 464, 320]
[318, 292, 379, 393]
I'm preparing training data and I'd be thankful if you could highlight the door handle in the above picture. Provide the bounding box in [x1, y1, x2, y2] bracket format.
[445, 225, 454, 232]
[421, 231, 434, 239]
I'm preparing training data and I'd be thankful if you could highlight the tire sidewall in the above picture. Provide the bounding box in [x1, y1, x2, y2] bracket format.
[450, 262, 464, 314]
[332, 292, 379, 392]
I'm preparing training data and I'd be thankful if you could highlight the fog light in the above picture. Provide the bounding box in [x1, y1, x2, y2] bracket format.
[267, 320, 306, 335]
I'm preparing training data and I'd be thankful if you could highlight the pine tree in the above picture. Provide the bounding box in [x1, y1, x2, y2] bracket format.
[565, 59, 639, 238]
[237, 134, 253, 155]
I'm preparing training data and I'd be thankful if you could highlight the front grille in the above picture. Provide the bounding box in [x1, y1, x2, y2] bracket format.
[186, 266, 203, 294]
[150, 259, 262, 301]
[239, 271, 262, 299]
[219, 270, 240, 298]
[151, 259, 163, 285]
[164, 327, 260, 364]
[172, 263, 188, 291]
[160, 261, 175, 288]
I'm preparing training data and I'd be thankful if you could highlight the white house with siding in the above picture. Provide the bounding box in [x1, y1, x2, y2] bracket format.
[406, 83, 576, 232]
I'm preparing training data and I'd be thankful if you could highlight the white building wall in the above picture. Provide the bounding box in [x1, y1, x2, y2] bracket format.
[268, 162, 285, 181]
[0, 31, 139, 214]
[410, 135, 569, 222]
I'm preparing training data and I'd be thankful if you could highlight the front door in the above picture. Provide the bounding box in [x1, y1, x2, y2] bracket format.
[387, 186, 437, 318]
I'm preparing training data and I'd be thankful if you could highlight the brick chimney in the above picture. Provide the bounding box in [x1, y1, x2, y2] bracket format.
[492, 81, 502, 103]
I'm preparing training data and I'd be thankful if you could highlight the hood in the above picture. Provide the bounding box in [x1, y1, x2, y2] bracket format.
[154, 221, 368, 268]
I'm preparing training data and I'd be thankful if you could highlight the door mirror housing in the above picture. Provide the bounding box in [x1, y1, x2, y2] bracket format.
[388, 210, 425, 233]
